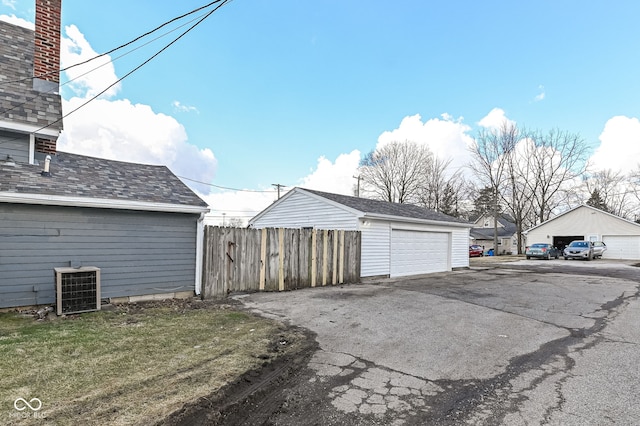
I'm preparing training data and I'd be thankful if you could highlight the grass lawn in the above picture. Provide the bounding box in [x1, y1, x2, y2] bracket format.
[0, 300, 305, 425]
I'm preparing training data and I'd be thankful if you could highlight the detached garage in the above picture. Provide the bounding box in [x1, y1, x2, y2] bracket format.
[249, 188, 472, 278]
[525, 204, 640, 260]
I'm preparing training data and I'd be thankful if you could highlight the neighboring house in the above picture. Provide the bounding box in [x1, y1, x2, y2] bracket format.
[0, 1, 209, 309]
[470, 213, 519, 255]
[249, 187, 473, 278]
[524, 204, 640, 259]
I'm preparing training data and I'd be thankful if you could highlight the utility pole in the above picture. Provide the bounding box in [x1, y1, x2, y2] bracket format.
[353, 175, 361, 197]
[272, 184, 285, 199]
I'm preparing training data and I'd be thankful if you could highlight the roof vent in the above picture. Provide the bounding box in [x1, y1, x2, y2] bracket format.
[5, 155, 15, 167]
[41, 155, 51, 177]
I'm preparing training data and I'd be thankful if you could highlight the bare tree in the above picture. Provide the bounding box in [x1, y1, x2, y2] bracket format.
[583, 169, 634, 218]
[469, 122, 514, 252]
[226, 217, 245, 227]
[437, 178, 469, 218]
[359, 141, 432, 203]
[418, 156, 454, 208]
[526, 128, 589, 223]
[628, 168, 640, 221]
[502, 131, 538, 253]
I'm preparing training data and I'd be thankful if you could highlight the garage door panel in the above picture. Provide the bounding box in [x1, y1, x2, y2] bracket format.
[391, 230, 449, 277]
[602, 235, 640, 260]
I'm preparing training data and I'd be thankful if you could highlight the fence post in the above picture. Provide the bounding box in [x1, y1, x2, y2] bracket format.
[278, 228, 285, 291]
[259, 228, 267, 291]
[339, 230, 345, 284]
[311, 229, 317, 287]
[332, 230, 338, 285]
[322, 229, 328, 286]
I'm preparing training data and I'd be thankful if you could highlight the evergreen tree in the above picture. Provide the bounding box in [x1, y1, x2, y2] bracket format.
[471, 186, 501, 219]
[439, 183, 459, 217]
[586, 189, 609, 212]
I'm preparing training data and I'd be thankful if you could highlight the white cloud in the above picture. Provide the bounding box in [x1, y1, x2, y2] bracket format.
[590, 116, 640, 173]
[376, 113, 474, 175]
[534, 85, 545, 102]
[61, 24, 120, 99]
[57, 25, 217, 194]
[0, 13, 33, 29]
[58, 97, 217, 193]
[477, 107, 516, 130]
[298, 150, 361, 195]
[172, 101, 199, 114]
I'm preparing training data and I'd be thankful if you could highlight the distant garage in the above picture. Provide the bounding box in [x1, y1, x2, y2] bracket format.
[525, 205, 640, 260]
[249, 187, 472, 279]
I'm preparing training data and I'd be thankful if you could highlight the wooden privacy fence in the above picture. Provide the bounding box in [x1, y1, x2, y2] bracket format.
[202, 226, 361, 298]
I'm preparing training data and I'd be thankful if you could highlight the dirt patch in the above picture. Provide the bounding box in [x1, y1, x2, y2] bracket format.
[160, 326, 318, 425]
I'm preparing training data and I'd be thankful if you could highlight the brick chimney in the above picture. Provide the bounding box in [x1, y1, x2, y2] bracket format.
[33, 0, 62, 156]
[33, 0, 62, 93]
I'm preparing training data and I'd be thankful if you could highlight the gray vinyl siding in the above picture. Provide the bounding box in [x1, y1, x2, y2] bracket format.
[0, 131, 29, 164]
[0, 203, 198, 308]
[251, 191, 358, 230]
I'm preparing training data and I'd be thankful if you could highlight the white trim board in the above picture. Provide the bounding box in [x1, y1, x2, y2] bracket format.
[0, 192, 210, 214]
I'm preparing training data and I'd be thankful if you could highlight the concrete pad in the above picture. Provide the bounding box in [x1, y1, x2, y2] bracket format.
[240, 283, 567, 381]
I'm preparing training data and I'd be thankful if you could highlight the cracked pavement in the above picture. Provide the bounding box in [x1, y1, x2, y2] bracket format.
[234, 259, 640, 425]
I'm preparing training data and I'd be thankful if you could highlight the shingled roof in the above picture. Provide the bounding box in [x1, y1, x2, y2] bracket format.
[0, 152, 208, 210]
[0, 20, 63, 134]
[470, 214, 517, 239]
[301, 188, 471, 225]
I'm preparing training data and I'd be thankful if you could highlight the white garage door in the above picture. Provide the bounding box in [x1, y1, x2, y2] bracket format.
[390, 230, 449, 277]
[602, 235, 640, 260]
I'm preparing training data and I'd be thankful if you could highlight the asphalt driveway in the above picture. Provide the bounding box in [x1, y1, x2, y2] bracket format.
[232, 259, 640, 425]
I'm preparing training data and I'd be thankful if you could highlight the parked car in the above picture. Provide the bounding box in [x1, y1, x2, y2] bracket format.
[563, 240, 597, 260]
[525, 243, 560, 260]
[592, 241, 607, 258]
[469, 245, 484, 257]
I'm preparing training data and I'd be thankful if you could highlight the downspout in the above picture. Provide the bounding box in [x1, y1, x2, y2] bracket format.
[195, 212, 206, 295]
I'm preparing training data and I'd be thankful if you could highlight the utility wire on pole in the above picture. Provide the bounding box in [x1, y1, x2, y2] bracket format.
[272, 184, 285, 199]
[353, 175, 361, 197]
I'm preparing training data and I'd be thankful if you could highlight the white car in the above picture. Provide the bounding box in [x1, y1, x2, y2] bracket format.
[591, 241, 607, 258]
[563, 240, 607, 260]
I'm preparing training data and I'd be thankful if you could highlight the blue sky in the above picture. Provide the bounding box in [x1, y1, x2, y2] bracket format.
[2, 0, 639, 223]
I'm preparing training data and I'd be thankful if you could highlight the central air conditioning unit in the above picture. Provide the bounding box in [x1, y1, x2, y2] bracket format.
[54, 267, 101, 315]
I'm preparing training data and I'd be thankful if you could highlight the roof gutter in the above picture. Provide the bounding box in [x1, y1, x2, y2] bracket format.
[0, 192, 210, 214]
[361, 212, 473, 228]
[0, 119, 60, 138]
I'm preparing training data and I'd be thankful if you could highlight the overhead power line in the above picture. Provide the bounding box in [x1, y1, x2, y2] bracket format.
[0, 0, 232, 148]
[209, 209, 261, 213]
[0, 0, 229, 86]
[177, 175, 280, 193]
[42, 0, 232, 135]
